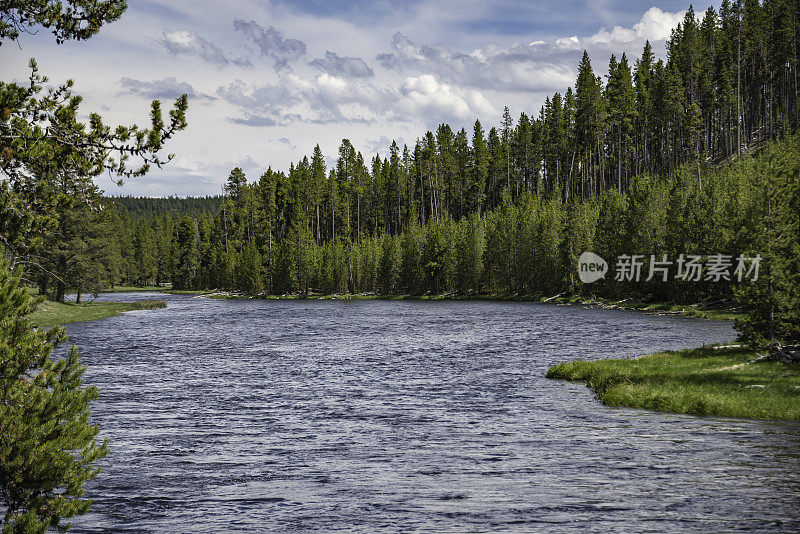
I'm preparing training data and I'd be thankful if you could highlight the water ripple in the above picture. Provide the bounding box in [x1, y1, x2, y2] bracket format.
[63, 295, 800, 532]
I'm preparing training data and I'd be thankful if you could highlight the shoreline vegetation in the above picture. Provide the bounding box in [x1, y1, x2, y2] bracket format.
[215, 293, 740, 321]
[547, 345, 800, 422]
[117, 285, 740, 322]
[29, 298, 166, 328]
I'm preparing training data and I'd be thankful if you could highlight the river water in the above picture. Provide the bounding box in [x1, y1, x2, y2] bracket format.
[63, 293, 800, 532]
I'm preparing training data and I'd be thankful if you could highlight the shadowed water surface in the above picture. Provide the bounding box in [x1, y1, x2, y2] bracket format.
[64, 294, 800, 532]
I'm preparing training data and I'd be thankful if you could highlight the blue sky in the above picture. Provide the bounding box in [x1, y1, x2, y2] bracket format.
[1, 0, 714, 196]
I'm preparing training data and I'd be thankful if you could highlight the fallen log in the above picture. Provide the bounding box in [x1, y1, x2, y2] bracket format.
[768, 343, 800, 364]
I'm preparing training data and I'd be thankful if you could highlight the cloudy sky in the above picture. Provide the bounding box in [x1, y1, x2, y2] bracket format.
[1, 0, 714, 196]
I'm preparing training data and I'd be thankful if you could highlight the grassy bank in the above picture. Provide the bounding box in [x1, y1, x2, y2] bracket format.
[29, 299, 166, 328]
[547, 345, 800, 422]
[542, 295, 742, 321]
[102, 285, 168, 292]
[101, 285, 215, 296]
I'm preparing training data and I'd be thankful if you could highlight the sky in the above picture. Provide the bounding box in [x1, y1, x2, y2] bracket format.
[1, 0, 715, 197]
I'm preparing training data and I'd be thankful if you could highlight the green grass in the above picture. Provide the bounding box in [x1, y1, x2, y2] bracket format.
[102, 285, 169, 292]
[29, 299, 167, 328]
[546, 345, 800, 421]
[98, 285, 211, 295]
[543, 295, 742, 321]
[606, 301, 741, 321]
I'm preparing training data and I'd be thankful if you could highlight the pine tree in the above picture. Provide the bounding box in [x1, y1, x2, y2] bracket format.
[544, 93, 567, 198]
[0, 258, 108, 531]
[470, 120, 488, 215]
[132, 223, 156, 286]
[235, 240, 263, 294]
[292, 218, 316, 294]
[486, 127, 503, 210]
[634, 42, 654, 174]
[501, 106, 514, 198]
[399, 221, 423, 292]
[310, 145, 326, 244]
[377, 233, 400, 293]
[605, 54, 637, 192]
[174, 216, 199, 290]
[735, 140, 800, 345]
[455, 214, 484, 293]
[593, 189, 627, 297]
[452, 128, 471, 219]
[513, 113, 532, 197]
[576, 51, 603, 197]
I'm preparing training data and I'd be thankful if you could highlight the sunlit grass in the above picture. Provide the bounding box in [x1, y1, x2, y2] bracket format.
[547, 345, 800, 421]
[104, 285, 168, 292]
[29, 299, 166, 328]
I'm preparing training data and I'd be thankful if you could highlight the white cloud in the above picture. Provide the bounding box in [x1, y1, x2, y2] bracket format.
[555, 36, 581, 50]
[374, 7, 683, 96]
[270, 137, 298, 150]
[158, 30, 230, 66]
[309, 51, 374, 79]
[376, 33, 579, 93]
[233, 19, 306, 71]
[585, 7, 685, 47]
[119, 76, 201, 100]
[217, 74, 378, 126]
[398, 74, 493, 122]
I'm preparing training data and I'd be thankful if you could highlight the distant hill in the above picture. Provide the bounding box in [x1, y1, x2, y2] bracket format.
[104, 196, 223, 219]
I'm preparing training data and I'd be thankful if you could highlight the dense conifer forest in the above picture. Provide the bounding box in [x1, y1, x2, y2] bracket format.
[106, 195, 222, 219]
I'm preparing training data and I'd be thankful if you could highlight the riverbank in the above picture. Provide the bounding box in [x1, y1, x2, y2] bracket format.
[194, 290, 739, 321]
[102, 285, 167, 292]
[29, 299, 166, 328]
[102, 285, 212, 296]
[551, 296, 741, 321]
[547, 345, 800, 422]
[97, 285, 741, 321]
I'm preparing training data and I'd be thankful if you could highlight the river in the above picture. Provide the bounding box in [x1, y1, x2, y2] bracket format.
[64, 293, 800, 532]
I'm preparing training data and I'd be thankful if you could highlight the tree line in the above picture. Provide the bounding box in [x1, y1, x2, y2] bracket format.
[103, 134, 798, 347]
